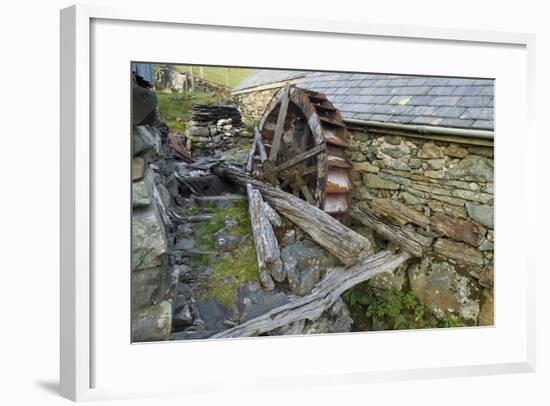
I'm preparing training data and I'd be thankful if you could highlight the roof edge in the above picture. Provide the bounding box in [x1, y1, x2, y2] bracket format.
[343, 118, 494, 140]
[232, 77, 304, 95]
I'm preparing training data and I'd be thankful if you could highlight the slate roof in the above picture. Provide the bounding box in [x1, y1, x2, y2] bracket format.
[234, 70, 494, 131]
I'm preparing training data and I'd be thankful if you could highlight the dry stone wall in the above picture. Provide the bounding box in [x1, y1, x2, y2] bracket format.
[347, 129, 494, 326]
[131, 125, 173, 341]
[234, 88, 278, 125]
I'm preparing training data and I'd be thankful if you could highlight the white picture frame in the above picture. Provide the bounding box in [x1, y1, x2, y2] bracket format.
[60, 4, 536, 402]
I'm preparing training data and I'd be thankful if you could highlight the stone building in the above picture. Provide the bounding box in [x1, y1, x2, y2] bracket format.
[233, 70, 495, 326]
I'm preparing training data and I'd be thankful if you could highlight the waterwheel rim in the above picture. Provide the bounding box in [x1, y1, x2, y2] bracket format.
[254, 85, 353, 223]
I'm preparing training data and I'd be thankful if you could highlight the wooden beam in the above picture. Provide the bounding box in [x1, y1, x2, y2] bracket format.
[268, 84, 291, 161]
[247, 184, 285, 287]
[350, 205, 432, 257]
[275, 143, 325, 173]
[212, 251, 411, 338]
[214, 164, 372, 266]
[254, 127, 268, 162]
[245, 135, 258, 174]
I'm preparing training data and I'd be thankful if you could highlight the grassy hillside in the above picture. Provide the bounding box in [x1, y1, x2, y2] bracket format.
[174, 65, 251, 89]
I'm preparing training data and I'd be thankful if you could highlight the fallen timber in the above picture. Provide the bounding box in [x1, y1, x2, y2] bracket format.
[212, 250, 411, 338]
[350, 205, 432, 257]
[246, 184, 285, 289]
[213, 163, 372, 266]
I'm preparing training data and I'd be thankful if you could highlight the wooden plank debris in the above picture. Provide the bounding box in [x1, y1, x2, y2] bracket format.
[214, 164, 372, 266]
[212, 250, 411, 338]
[350, 205, 432, 257]
[247, 184, 285, 287]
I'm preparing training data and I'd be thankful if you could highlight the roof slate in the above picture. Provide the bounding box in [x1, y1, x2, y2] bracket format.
[234, 70, 494, 130]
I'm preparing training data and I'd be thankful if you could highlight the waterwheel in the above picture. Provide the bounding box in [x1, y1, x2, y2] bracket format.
[246, 85, 353, 223]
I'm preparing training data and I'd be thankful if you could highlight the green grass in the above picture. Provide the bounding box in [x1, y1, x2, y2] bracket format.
[155, 91, 225, 134]
[193, 201, 260, 307]
[173, 65, 251, 89]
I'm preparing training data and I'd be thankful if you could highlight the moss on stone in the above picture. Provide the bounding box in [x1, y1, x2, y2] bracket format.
[193, 200, 260, 307]
[201, 244, 260, 307]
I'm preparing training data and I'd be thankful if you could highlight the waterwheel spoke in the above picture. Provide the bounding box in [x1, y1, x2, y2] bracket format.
[268, 83, 291, 161]
[275, 143, 325, 173]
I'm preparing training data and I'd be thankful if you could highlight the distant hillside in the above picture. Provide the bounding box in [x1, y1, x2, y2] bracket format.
[174, 65, 251, 89]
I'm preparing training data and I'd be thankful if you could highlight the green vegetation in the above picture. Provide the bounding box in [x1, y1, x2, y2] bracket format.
[343, 284, 469, 331]
[195, 200, 252, 248]
[343, 285, 435, 331]
[193, 201, 260, 307]
[439, 315, 466, 328]
[155, 91, 225, 133]
[174, 65, 251, 89]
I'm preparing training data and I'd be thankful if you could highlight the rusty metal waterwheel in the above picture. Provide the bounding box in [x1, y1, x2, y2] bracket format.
[247, 85, 353, 223]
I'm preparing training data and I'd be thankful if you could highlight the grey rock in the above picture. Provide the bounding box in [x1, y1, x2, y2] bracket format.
[478, 238, 494, 251]
[214, 229, 239, 251]
[133, 126, 161, 156]
[173, 304, 194, 328]
[369, 266, 406, 290]
[236, 282, 289, 322]
[427, 159, 445, 170]
[132, 267, 161, 310]
[132, 168, 154, 207]
[197, 298, 233, 332]
[189, 125, 210, 137]
[282, 239, 340, 296]
[132, 203, 167, 271]
[132, 301, 172, 342]
[417, 142, 444, 159]
[364, 173, 400, 190]
[448, 155, 493, 182]
[132, 157, 145, 181]
[466, 202, 494, 229]
[301, 298, 353, 334]
[408, 259, 481, 323]
[174, 238, 195, 251]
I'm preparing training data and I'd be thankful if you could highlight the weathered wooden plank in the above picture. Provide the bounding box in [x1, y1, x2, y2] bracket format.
[214, 164, 372, 265]
[434, 238, 484, 267]
[247, 184, 286, 285]
[254, 127, 268, 162]
[370, 198, 431, 228]
[350, 205, 432, 257]
[262, 201, 282, 228]
[269, 84, 291, 161]
[245, 135, 258, 174]
[212, 251, 411, 338]
[275, 143, 325, 173]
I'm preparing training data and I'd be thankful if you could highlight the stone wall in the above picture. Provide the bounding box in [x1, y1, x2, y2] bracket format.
[131, 125, 173, 341]
[346, 128, 494, 326]
[234, 88, 278, 125]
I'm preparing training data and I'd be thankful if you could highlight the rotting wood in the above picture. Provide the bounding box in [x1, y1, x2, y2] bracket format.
[214, 164, 372, 266]
[245, 135, 257, 174]
[369, 198, 483, 247]
[430, 212, 484, 247]
[262, 201, 282, 228]
[350, 205, 432, 257]
[370, 198, 431, 228]
[269, 84, 291, 161]
[247, 184, 285, 286]
[212, 250, 411, 338]
[254, 128, 268, 162]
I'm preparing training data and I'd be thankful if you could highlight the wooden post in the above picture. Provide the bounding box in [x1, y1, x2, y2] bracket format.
[199, 66, 204, 79]
[226, 67, 231, 87]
